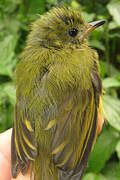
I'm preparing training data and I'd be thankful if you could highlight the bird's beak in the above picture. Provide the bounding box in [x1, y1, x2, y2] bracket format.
[86, 20, 106, 33]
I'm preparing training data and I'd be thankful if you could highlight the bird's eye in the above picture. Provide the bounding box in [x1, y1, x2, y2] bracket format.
[69, 28, 78, 37]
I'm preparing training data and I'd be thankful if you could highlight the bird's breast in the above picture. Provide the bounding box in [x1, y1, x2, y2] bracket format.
[46, 48, 94, 95]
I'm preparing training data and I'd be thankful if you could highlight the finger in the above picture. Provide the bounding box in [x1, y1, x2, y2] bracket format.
[0, 129, 12, 180]
[97, 112, 104, 135]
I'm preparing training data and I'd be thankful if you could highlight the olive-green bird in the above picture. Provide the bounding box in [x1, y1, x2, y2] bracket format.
[11, 7, 105, 180]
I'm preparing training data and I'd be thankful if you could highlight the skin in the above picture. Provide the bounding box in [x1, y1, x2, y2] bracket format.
[0, 129, 28, 180]
[0, 129, 11, 180]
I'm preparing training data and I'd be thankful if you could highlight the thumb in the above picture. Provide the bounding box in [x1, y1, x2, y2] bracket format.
[0, 129, 12, 180]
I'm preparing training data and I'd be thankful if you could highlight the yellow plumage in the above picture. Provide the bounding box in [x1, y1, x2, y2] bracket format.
[11, 7, 105, 180]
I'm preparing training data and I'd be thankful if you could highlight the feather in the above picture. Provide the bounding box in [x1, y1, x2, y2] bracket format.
[11, 104, 37, 178]
[11, 7, 104, 180]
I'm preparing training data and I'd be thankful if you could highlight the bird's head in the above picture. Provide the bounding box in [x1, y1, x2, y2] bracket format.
[28, 7, 105, 50]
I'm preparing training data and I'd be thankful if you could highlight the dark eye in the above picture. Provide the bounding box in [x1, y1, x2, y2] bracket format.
[69, 28, 78, 37]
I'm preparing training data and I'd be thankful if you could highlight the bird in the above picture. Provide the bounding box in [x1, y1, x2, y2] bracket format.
[11, 6, 105, 180]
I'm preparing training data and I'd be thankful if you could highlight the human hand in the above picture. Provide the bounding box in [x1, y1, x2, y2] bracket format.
[0, 129, 30, 180]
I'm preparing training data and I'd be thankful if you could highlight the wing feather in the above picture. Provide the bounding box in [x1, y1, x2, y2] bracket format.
[11, 127, 19, 178]
[52, 87, 99, 180]
[11, 104, 37, 178]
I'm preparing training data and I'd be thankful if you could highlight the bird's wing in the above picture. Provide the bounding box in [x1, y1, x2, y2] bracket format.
[11, 57, 48, 178]
[51, 71, 102, 179]
[11, 103, 38, 178]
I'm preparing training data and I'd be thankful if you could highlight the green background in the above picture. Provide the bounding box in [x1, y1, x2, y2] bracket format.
[0, 0, 120, 179]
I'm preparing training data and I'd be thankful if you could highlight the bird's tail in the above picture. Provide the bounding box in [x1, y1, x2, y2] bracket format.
[31, 158, 58, 180]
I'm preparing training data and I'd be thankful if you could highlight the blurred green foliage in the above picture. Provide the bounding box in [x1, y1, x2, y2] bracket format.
[0, 0, 120, 179]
